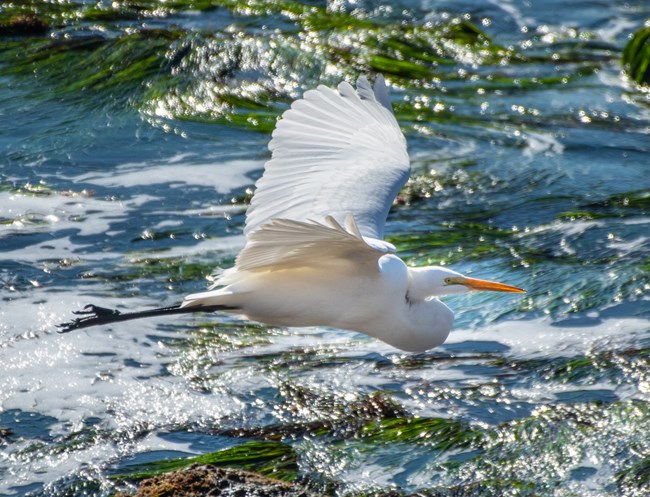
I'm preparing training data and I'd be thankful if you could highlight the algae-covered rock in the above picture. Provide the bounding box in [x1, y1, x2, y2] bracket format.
[115, 463, 323, 497]
[0, 14, 48, 37]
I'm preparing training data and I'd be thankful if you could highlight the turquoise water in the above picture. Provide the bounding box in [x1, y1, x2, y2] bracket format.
[0, 1, 649, 496]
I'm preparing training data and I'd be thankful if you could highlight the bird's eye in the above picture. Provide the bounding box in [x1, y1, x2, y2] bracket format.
[444, 278, 452, 285]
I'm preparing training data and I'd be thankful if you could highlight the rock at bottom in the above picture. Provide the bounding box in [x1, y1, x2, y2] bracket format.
[115, 464, 323, 497]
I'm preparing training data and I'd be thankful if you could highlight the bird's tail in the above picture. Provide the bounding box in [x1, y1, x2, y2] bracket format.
[180, 287, 241, 310]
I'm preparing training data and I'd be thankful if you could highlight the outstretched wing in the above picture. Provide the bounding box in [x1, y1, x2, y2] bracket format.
[236, 215, 396, 273]
[244, 75, 410, 240]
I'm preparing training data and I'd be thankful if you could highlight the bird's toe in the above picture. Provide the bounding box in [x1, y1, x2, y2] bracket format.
[73, 305, 120, 317]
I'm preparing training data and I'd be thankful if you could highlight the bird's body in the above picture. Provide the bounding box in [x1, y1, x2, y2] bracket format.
[60, 75, 524, 352]
[181, 223, 455, 352]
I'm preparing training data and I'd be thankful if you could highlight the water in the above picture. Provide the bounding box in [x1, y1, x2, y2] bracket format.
[1, 1, 649, 496]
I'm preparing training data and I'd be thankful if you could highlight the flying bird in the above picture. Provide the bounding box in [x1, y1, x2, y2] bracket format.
[59, 75, 524, 352]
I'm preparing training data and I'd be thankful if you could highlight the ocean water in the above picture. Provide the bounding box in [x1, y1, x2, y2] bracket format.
[0, 1, 649, 496]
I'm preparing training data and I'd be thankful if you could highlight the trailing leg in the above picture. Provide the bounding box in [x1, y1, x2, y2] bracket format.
[57, 303, 236, 333]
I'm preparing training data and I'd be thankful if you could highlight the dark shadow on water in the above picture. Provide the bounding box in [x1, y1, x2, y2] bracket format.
[554, 389, 618, 403]
[447, 363, 503, 376]
[570, 466, 598, 481]
[0, 409, 58, 441]
[463, 400, 537, 425]
[157, 431, 237, 453]
[441, 340, 510, 354]
[552, 301, 650, 328]
[6, 481, 43, 497]
[110, 450, 195, 475]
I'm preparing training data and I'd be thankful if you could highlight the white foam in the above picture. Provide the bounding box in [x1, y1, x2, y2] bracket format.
[486, 0, 534, 28]
[0, 291, 242, 494]
[0, 191, 159, 240]
[522, 129, 565, 157]
[523, 219, 603, 240]
[595, 17, 638, 41]
[0, 282, 647, 494]
[446, 316, 648, 359]
[72, 158, 262, 194]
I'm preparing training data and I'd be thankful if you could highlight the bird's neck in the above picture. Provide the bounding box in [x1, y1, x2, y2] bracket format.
[407, 266, 442, 300]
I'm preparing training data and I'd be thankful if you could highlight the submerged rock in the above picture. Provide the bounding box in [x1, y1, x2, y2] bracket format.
[0, 14, 49, 37]
[116, 464, 323, 497]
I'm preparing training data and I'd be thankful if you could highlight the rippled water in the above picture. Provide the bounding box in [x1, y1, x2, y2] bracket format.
[1, 1, 649, 496]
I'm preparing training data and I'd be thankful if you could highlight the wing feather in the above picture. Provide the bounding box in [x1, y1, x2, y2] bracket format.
[244, 75, 410, 240]
[236, 215, 395, 273]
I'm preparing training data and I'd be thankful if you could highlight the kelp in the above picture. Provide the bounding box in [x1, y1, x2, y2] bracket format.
[16, 365, 646, 496]
[0, 0, 611, 135]
[495, 347, 650, 386]
[219, 387, 409, 441]
[78, 257, 217, 286]
[623, 21, 650, 86]
[2, 3, 648, 497]
[166, 321, 274, 373]
[360, 417, 482, 452]
[0, 179, 54, 197]
[428, 401, 650, 496]
[111, 440, 299, 481]
[1, 30, 179, 106]
[616, 456, 650, 494]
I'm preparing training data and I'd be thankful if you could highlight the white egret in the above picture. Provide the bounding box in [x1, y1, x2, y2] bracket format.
[59, 75, 524, 352]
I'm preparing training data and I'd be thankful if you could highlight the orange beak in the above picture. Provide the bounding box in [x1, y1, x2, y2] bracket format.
[450, 276, 526, 293]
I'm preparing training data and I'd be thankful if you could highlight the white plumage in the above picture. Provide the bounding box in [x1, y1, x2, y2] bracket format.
[244, 76, 410, 240]
[180, 75, 524, 352]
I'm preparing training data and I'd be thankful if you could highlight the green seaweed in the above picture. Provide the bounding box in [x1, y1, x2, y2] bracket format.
[168, 321, 273, 368]
[388, 222, 515, 266]
[80, 256, 217, 284]
[377, 185, 647, 280]
[218, 386, 409, 442]
[495, 347, 650, 386]
[623, 22, 650, 86]
[0, 180, 54, 197]
[0, 0, 610, 136]
[1, 30, 178, 105]
[111, 440, 298, 481]
[616, 456, 650, 493]
[593, 190, 650, 210]
[361, 416, 483, 452]
[556, 210, 607, 221]
[556, 190, 650, 222]
[424, 401, 649, 496]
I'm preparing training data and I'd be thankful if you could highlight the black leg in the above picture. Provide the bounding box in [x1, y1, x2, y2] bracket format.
[57, 303, 237, 333]
[73, 304, 121, 318]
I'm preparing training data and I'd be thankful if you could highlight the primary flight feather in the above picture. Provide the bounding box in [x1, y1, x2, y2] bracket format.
[245, 76, 410, 240]
[59, 75, 524, 352]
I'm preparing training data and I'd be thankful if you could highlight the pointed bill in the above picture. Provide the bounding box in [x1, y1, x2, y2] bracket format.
[454, 276, 526, 293]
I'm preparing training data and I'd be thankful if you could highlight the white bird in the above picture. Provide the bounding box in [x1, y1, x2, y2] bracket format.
[59, 75, 524, 352]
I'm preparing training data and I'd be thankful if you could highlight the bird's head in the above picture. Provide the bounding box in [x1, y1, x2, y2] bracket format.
[409, 266, 525, 298]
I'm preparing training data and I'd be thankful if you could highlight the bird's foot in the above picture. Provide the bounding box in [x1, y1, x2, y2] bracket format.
[72, 304, 121, 317]
[57, 304, 121, 333]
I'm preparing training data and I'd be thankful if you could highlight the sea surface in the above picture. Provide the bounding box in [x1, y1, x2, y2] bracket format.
[0, 1, 649, 496]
